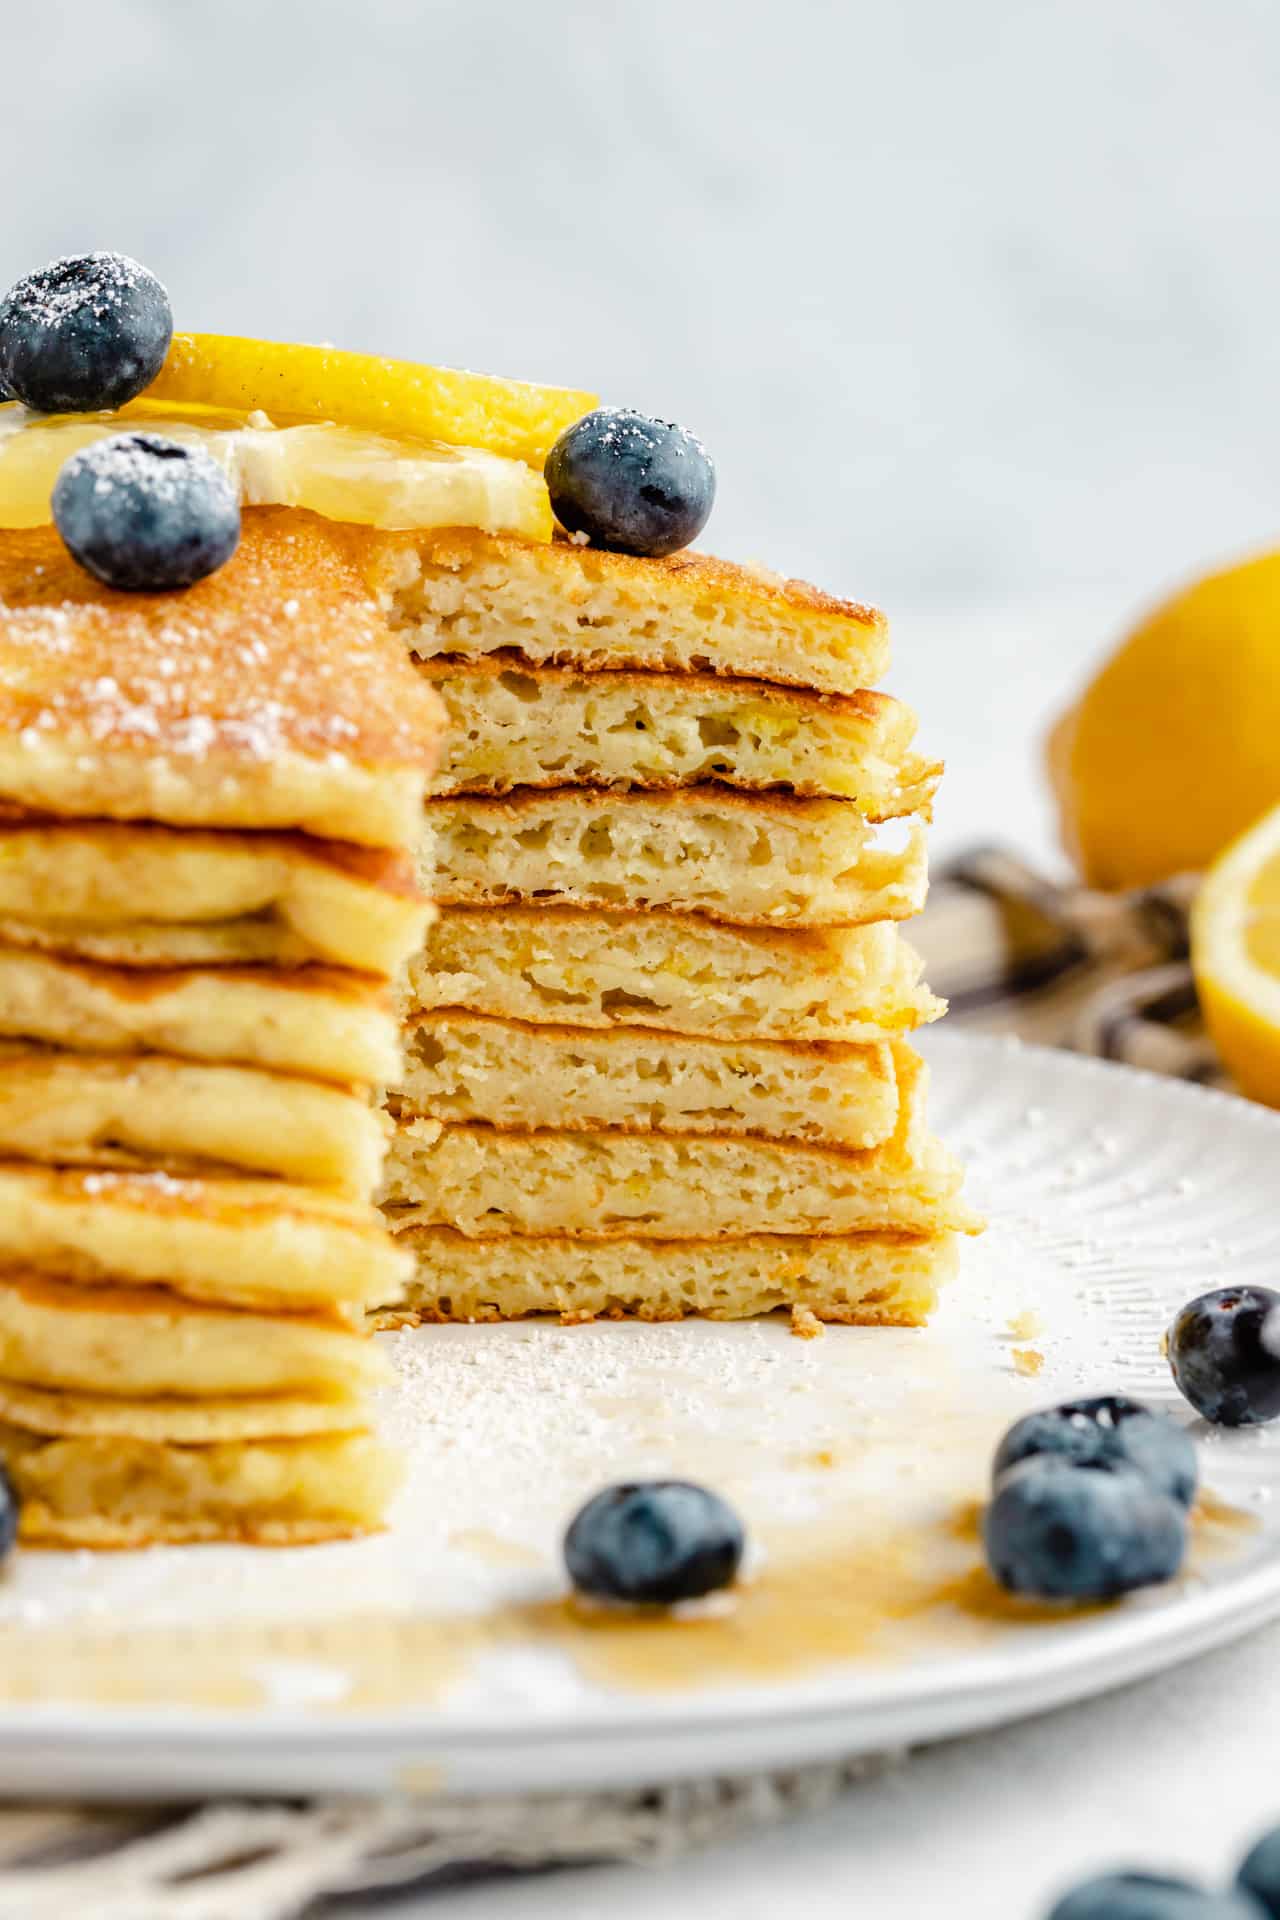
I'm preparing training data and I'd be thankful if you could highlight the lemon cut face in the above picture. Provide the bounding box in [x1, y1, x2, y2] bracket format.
[149, 335, 597, 470]
[0, 400, 554, 540]
[1191, 804, 1280, 1107]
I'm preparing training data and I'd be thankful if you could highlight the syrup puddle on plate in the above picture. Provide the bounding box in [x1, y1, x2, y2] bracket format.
[0, 1490, 1254, 1715]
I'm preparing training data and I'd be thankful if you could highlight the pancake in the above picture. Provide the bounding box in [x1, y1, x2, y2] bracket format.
[0, 509, 443, 846]
[384, 1123, 972, 1239]
[0, 1270, 388, 1399]
[0, 1425, 397, 1547]
[428, 789, 927, 928]
[0, 945, 399, 1084]
[365, 525, 888, 695]
[0, 1045, 385, 1195]
[420, 659, 940, 813]
[397, 1011, 899, 1149]
[0, 820, 432, 975]
[0, 913, 355, 970]
[0, 1165, 408, 1312]
[379, 1228, 960, 1328]
[0, 1376, 366, 1441]
[406, 908, 943, 1042]
[382, 1049, 979, 1239]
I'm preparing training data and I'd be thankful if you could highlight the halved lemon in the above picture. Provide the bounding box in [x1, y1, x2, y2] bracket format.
[0, 399, 553, 540]
[1050, 550, 1280, 890]
[1191, 802, 1280, 1106]
[149, 335, 596, 469]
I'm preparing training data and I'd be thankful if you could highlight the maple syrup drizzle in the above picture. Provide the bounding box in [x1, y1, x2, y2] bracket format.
[0, 1492, 1256, 1713]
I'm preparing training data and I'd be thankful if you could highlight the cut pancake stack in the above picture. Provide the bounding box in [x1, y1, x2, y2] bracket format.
[367, 528, 976, 1327]
[0, 509, 442, 1544]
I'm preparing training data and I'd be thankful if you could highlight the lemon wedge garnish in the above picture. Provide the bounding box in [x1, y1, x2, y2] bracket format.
[1191, 802, 1280, 1106]
[0, 399, 553, 539]
[149, 334, 596, 469]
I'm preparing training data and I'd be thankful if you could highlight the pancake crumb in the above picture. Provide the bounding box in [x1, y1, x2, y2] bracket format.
[790, 1304, 824, 1341]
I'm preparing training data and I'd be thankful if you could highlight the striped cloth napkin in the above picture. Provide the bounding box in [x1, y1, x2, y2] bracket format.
[913, 847, 1226, 1088]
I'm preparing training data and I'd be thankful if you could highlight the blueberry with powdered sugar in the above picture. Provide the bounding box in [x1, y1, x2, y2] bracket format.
[545, 407, 715, 557]
[0, 252, 172, 413]
[52, 433, 240, 592]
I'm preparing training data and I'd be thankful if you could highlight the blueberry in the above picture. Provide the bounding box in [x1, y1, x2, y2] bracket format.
[0, 252, 172, 414]
[1239, 1825, 1280, 1916]
[1168, 1286, 1280, 1427]
[545, 407, 715, 557]
[0, 1465, 17, 1563]
[564, 1480, 745, 1605]
[984, 1458, 1186, 1601]
[994, 1396, 1198, 1509]
[52, 434, 240, 593]
[1047, 1871, 1261, 1919]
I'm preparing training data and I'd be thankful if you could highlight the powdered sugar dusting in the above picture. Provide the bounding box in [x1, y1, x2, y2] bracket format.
[78, 1167, 198, 1198]
[5, 251, 158, 332]
[61, 432, 226, 514]
[0, 514, 440, 773]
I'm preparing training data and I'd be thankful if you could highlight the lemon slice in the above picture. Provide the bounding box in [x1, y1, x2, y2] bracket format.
[0, 400, 553, 539]
[1191, 802, 1280, 1106]
[149, 335, 596, 469]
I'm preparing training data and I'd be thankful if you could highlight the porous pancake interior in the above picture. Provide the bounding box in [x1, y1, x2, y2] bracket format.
[405, 908, 944, 1042]
[397, 1011, 900, 1149]
[365, 525, 890, 695]
[354, 495, 968, 1339]
[385, 1122, 973, 1239]
[428, 789, 928, 928]
[420, 659, 939, 814]
[382, 1228, 959, 1329]
[382, 1052, 978, 1239]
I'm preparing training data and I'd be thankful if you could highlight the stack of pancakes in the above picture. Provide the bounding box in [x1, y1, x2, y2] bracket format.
[0, 509, 442, 1545]
[366, 528, 976, 1326]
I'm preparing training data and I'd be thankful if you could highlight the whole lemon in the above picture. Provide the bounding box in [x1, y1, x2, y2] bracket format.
[1051, 550, 1280, 889]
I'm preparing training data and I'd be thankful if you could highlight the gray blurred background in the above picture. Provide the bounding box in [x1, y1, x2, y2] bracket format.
[5, 0, 1277, 857]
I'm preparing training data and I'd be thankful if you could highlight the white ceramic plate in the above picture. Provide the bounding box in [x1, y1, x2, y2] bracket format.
[1, 1031, 1279, 1802]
